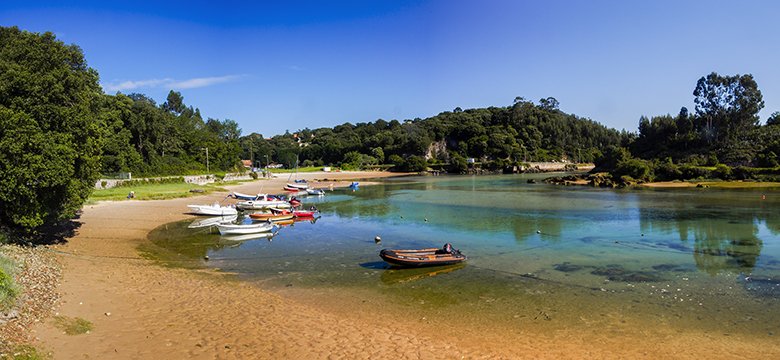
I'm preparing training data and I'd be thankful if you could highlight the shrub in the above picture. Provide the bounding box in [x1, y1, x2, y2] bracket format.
[713, 164, 733, 180]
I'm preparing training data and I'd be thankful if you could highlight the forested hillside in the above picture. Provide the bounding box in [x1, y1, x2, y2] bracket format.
[241, 98, 630, 172]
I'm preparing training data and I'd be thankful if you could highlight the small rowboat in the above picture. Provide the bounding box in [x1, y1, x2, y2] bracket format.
[216, 221, 274, 235]
[379, 243, 466, 268]
[283, 185, 302, 192]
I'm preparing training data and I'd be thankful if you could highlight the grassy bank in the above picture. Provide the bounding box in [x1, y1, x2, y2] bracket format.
[89, 182, 227, 202]
[643, 180, 780, 189]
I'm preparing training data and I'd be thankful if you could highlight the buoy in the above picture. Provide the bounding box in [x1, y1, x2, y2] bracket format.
[204, 255, 209, 261]
[762, 194, 766, 200]
[424, 218, 428, 222]
[374, 236, 381, 243]
[536, 230, 541, 234]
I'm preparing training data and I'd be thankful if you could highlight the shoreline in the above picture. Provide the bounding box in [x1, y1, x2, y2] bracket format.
[5, 171, 777, 359]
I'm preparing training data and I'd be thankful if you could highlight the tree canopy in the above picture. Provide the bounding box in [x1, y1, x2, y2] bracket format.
[0, 27, 103, 237]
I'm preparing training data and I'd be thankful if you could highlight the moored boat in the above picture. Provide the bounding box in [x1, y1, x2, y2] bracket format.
[216, 221, 274, 235]
[236, 194, 291, 210]
[292, 208, 318, 217]
[187, 203, 238, 216]
[379, 243, 466, 267]
[229, 192, 260, 200]
[248, 211, 294, 222]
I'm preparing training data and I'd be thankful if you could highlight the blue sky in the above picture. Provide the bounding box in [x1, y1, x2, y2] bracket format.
[2, 0, 779, 137]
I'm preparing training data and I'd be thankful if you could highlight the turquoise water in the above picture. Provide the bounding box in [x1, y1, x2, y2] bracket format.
[148, 174, 780, 337]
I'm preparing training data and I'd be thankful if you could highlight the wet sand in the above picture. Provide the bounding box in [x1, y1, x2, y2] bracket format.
[31, 171, 778, 359]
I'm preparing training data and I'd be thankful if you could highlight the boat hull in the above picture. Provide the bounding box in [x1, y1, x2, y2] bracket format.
[379, 248, 467, 268]
[217, 222, 274, 235]
[187, 204, 238, 216]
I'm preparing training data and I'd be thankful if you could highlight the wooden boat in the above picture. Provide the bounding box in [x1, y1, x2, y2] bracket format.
[248, 211, 294, 222]
[283, 185, 303, 192]
[379, 243, 466, 268]
[216, 221, 274, 235]
[187, 203, 238, 216]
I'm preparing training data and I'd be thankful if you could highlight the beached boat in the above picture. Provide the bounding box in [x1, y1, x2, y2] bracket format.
[216, 221, 274, 235]
[283, 185, 303, 192]
[379, 243, 466, 267]
[187, 214, 238, 228]
[186, 203, 238, 216]
[229, 192, 260, 201]
[306, 188, 325, 196]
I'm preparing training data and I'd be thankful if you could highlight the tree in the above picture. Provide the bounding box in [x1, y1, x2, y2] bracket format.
[767, 111, 780, 126]
[693, 72, 764, 146]
[539, 97, 560, 111]
[0, 27, 103, 239]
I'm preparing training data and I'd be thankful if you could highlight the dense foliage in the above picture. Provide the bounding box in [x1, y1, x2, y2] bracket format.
[597, 72, 779, 183]
[0, 27, 103, 237]
[246, 97, 630, 172]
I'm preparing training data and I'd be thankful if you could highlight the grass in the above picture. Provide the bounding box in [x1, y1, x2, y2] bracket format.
[0, 252, 19, 311]
[89, 182, 228, 202]
[270, 166, 328, 173]
[52, 315, 93, 335]
[1, 344, 49, 360]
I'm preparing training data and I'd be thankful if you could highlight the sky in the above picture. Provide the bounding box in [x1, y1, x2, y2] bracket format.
[2, 0, 779, 137]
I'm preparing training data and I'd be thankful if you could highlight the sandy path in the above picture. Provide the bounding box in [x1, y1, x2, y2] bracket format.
[30, 171, 780, 359]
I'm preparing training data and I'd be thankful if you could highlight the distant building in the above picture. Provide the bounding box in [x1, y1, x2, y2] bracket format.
[467, 158, 475, 164]
[241, 160, 252, 168]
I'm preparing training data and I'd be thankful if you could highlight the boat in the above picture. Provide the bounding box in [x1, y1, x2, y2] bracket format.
[236, 194, 291, 210]
[379, 243, 466, 268]
[187, 203, 238, 216]
[348, 182, 359, 190]
[229, 192, 260, 201]
[187, 214, 238, 228]
[286, 156, 308, 189]
[292, 207, 318, 217]
[306, 188, 325, 196]
[218, 231, 277, 244]
[283, 185, 303, 192]
[216, 221, 274, 235]
[256, 213, 294, 222]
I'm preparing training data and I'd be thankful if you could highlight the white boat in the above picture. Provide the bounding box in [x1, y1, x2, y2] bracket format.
[236, 194, 291, 210]
[286, 181, 309, 190]
[216, 221, 274, 235]
[188, 215, 238, 228]
[187, 203, 238, 216]
[218, 231, 277, 243]
[306, 188, 325, 196]
[230, 192, 260, 200]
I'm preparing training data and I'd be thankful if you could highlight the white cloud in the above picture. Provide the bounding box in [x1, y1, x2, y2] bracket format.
[102, 75, 243, 92]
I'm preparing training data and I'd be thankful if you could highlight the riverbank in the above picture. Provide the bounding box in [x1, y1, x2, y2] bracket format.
[8, 171, 778, 359]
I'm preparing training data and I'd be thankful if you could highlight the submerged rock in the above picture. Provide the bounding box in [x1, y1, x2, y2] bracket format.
[592, 265, 662, 282]
[741, 276, 780, 298]
[553, 262, 583, 272]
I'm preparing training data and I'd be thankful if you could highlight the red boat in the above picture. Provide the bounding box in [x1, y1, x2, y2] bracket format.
[293, 209, 317, 217]
[283, 185, 301, 192]
[288, 198, 302, 207]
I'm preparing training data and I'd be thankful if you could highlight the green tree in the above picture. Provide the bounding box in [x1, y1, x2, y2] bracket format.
[693, 72, 764, 149]
[0, 27, 103, 239]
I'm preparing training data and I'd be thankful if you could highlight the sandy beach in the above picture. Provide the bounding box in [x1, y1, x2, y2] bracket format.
[17, 171, 778, 359]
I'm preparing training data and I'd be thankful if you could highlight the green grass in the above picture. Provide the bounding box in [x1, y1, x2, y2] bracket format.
[1, 344, 49, 360]
[89, 182, 227, 202]
[270, 166, 328, 173]
[0, 253, 19, 311]
[52, 316, 93, 335]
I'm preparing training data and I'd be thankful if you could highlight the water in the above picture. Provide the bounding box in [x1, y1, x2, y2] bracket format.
[146, 174, 780, 338]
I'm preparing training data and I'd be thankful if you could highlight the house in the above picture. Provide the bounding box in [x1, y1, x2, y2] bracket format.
[241, 160, 252, 168]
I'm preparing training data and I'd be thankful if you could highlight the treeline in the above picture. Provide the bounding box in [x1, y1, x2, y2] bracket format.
[594, 72, 780, 183]
[241, 98, 629, 173]
[99, 91, 241, 176]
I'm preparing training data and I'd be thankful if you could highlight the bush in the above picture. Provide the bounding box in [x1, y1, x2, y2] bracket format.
[249, 172, 258, 180]
[614, 158, 651, 181]
[713, 164, 733, 180]
[679, 165, 711, 180]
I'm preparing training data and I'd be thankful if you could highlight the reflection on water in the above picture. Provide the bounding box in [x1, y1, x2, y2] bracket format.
[145, 175, 780, 338]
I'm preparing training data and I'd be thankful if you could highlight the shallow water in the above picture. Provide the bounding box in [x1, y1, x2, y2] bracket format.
[146, 174, 780, 338]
